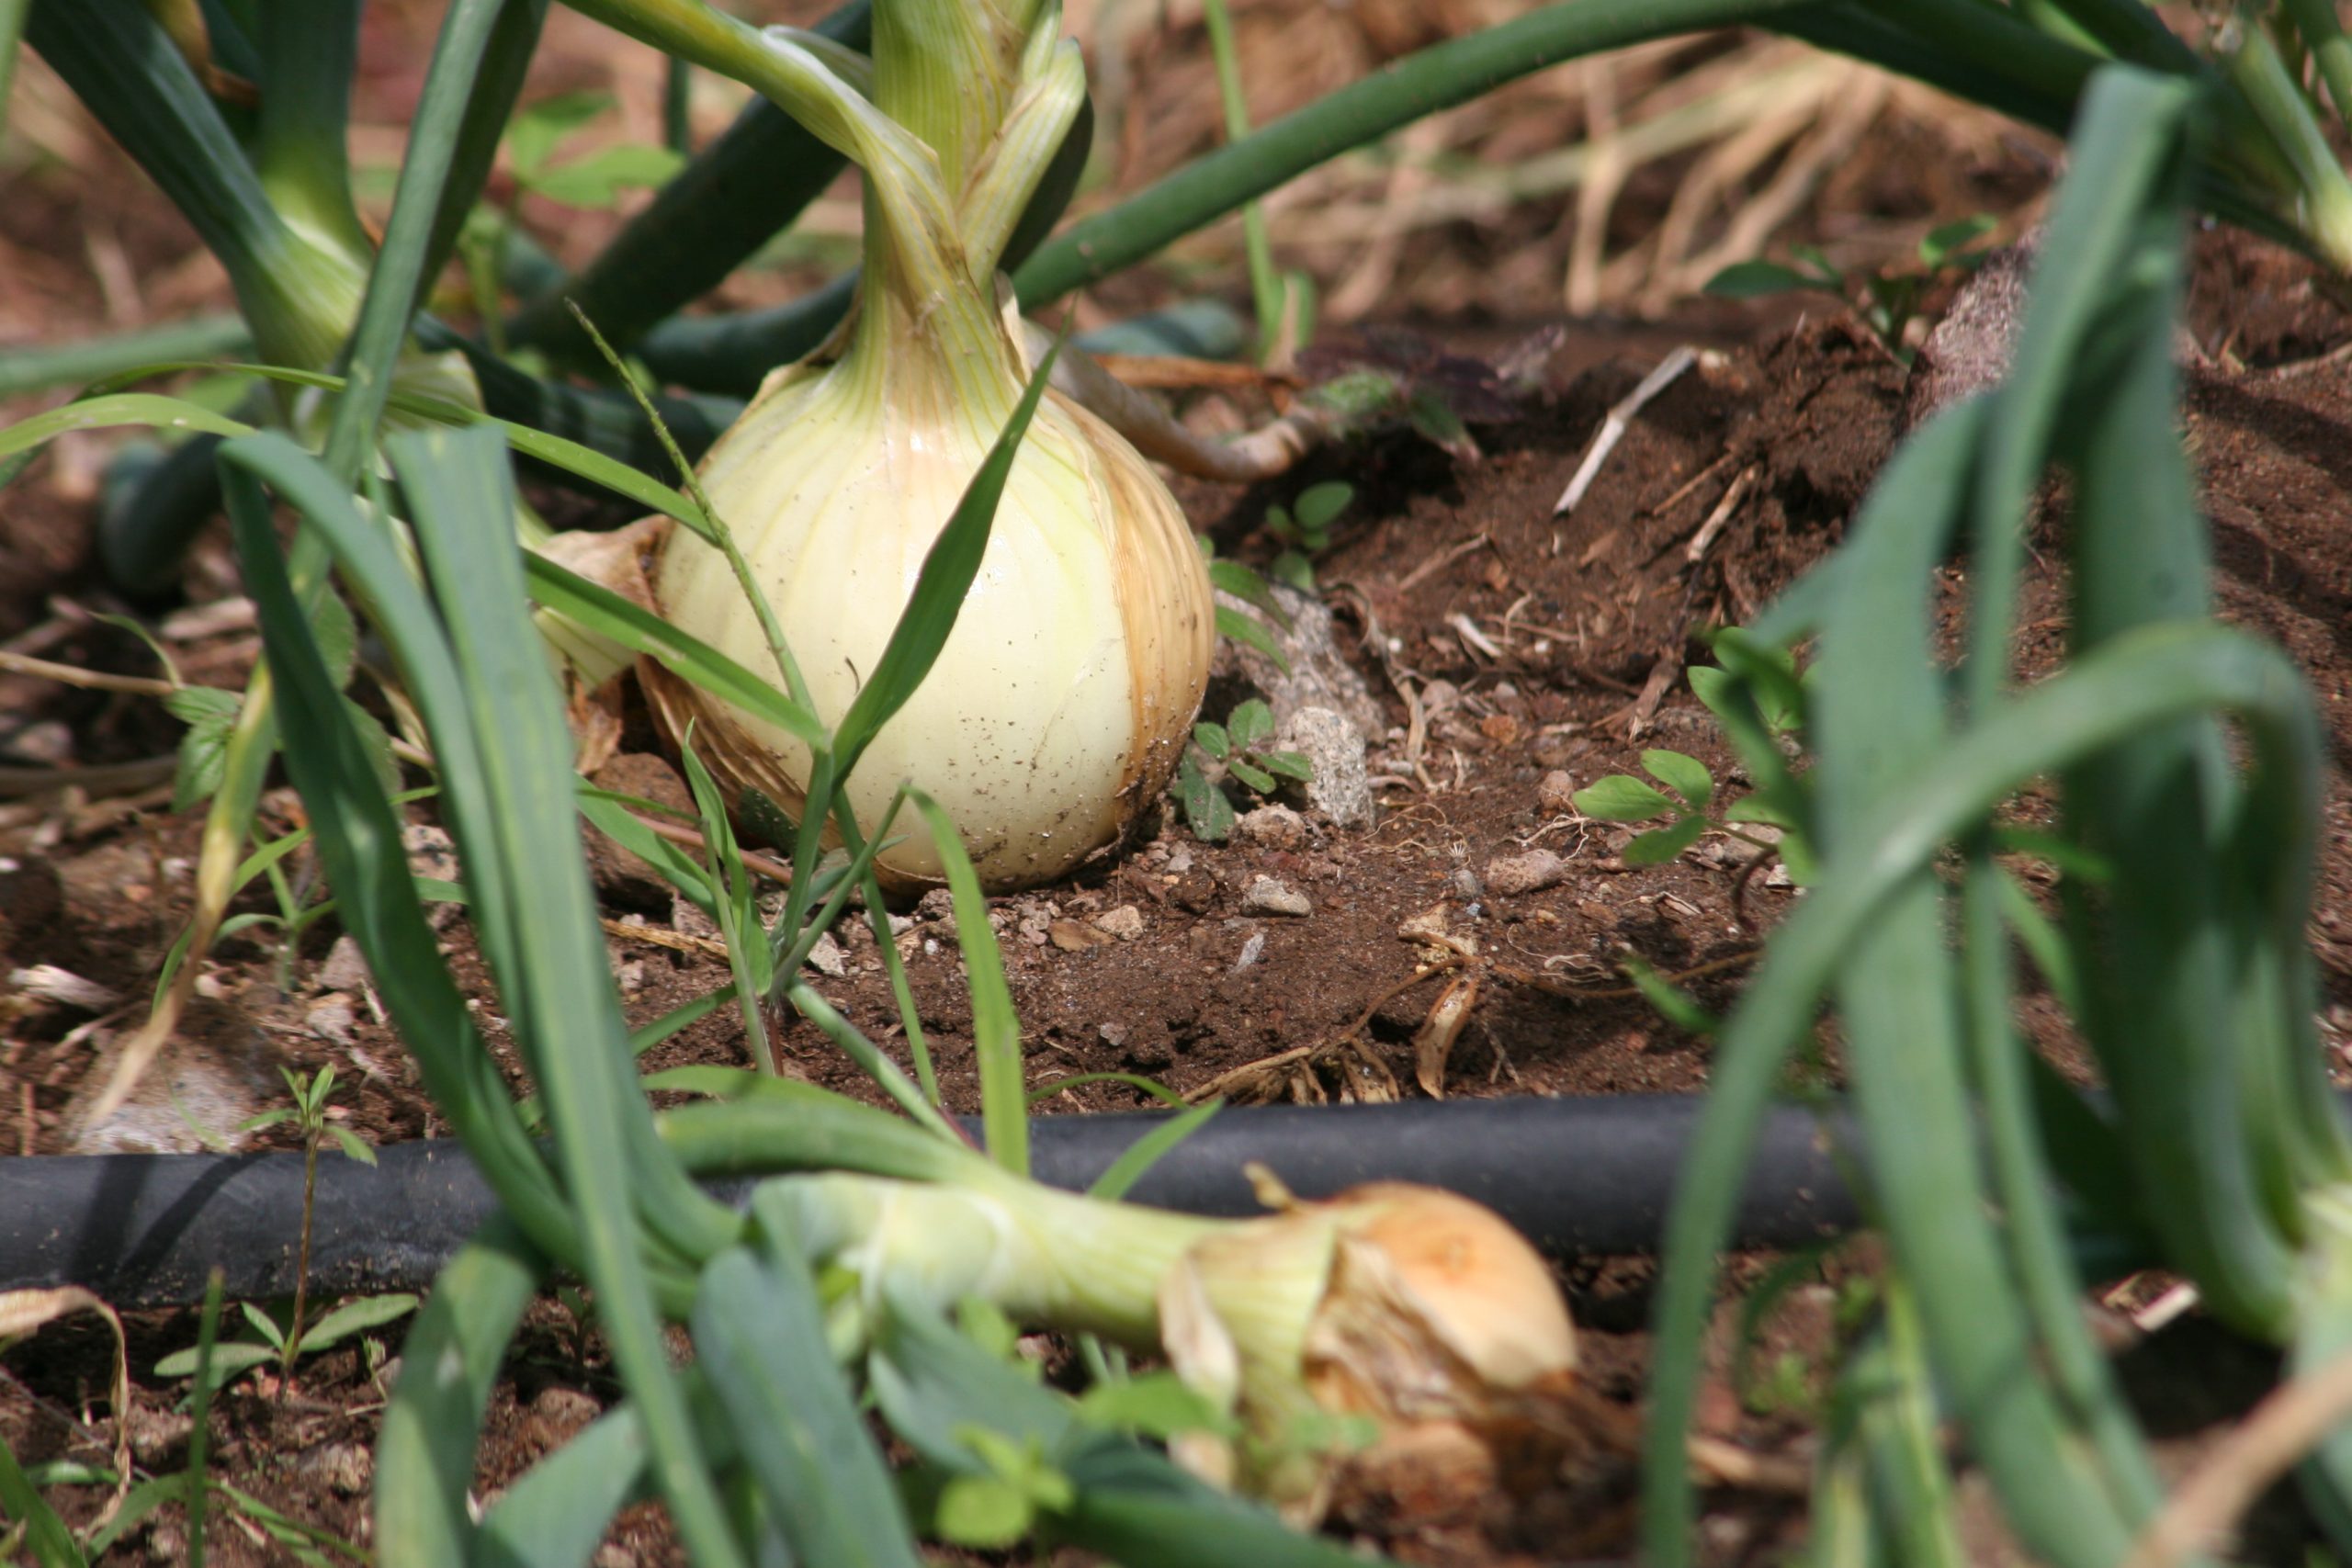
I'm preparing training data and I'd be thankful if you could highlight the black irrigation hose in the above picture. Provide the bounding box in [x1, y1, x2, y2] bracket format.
[0, 1096, 1861, 1309]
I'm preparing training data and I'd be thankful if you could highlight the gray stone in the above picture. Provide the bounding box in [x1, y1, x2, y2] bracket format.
[1277, 706, 1373, 829]
[305, 996, 359, 1046]
[1241, 875, 1313, 918]
[804, 931, 848, 976]
[67, 1012, 274, 1154]
[1209, 581, 1385, 740]
[316, 934, 372, 993]
[1537, 770, 1579, 816]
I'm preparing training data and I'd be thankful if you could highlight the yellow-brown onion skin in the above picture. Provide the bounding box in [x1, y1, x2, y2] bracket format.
[646, 351, 1213, 892]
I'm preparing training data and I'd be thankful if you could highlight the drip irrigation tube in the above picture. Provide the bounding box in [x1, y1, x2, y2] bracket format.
[0, 1095, 1860, 1308]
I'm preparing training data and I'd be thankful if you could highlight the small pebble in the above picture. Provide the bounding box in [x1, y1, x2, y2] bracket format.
[1093, 905, 1146, 940]
[315, 934, 371, 993]
[1049, 919, 1115, 952]
[1449, 867, 1482, 900]
[1234, 804, 1307, 850]
[1241, 875, 1313, 918]
[1099, 1022, 1129, 1047]
[804, 931, 848, 976]
[1485, 849, 1570, 897]
[1234, 931, 1266, 970]
[1277, 706, 1374, 829]
[305, 996, 359, 1046]
[1537, 770, 1579, 815]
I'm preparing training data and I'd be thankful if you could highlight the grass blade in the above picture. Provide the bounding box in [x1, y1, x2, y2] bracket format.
[474, 1404, 648, 1568]
[222, 435, 579, 1257]
[0, 1430, 88, 1567]
[691, 1187, 924, 1568]
[319, 0, 507, 478]
[371, 1223, 544, 1568]
[521, 552, 822, 747]
[383, 423, 744, 1565]
[906, 790, 1024, 1177]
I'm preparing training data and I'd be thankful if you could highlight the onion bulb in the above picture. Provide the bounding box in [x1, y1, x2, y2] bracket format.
[759, 1158, 1577, 1517]
[639, 1, 1213, 890]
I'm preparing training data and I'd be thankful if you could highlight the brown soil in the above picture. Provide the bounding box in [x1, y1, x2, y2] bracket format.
[7, 17, 2352, 1568]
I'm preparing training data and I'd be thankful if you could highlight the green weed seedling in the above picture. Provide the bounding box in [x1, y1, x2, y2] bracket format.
[1570, 638, 1817, 881]
[1198, 537, 1294, 673]
[1174, 698, 1313, 840]
[1263, 479, 1354, 592]
[1705, 215, 1997, 364]
[154, 1068, 413, 1390]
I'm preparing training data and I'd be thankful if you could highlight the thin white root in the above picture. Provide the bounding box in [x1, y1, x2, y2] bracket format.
[1554, 345, 1699, 515]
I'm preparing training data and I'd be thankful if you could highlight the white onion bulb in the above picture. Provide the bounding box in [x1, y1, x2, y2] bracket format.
[646, 335, 1213, 890]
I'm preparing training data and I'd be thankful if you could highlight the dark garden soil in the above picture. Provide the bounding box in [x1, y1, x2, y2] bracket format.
[8, 19, 2352, 1567]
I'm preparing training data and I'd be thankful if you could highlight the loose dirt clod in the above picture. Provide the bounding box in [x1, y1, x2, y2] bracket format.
[1486, 849, 1570, 897]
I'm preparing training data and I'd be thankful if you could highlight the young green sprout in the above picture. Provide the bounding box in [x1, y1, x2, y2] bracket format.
[1175, 697, 1313, 840]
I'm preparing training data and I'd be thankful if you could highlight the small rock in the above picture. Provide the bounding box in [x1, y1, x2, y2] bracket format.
[1478, 713, 1522, 746]
[1208, 580, 1387, 740]
[1449, 867, 1482, 900]
[1241, 875, 1313, 918]
[1099, 1021, 1130, 1047]
[1163, 847, 1194, 875]
[305, 996, 359, 1046]
[8, 964, 119, 1012]
[1398, 905, 1453, 944]
[1049, 919, 1115, 952]
[804, 931, 848, 976]
[315, 934, 371, 993]
[402, 824, 462, 930]
[1093, 905, 1146, 941]
[1233, 804, 1307, 850]
[126, 1404, 193, 1462]
[302, 1441, 372, 1496]
[1537, 770, 1579, 816]
[1234, 931, 1267, 970]
[1277, 706, 1373, 829]
[10, 720, 72, 764]
[915, 888, 956, 922]
[533, 1384, 602, 1429]
[401, 823, 458, 881]
[672, 895, 719, 943]
[1486, 849, 1569, 897]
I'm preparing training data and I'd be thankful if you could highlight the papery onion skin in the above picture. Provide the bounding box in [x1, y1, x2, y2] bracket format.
[645, 349, 1214, 892]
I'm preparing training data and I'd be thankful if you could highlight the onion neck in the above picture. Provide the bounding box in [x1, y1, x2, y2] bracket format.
[842, 191, 1030, 442]
[870, 0, 1037, 191]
